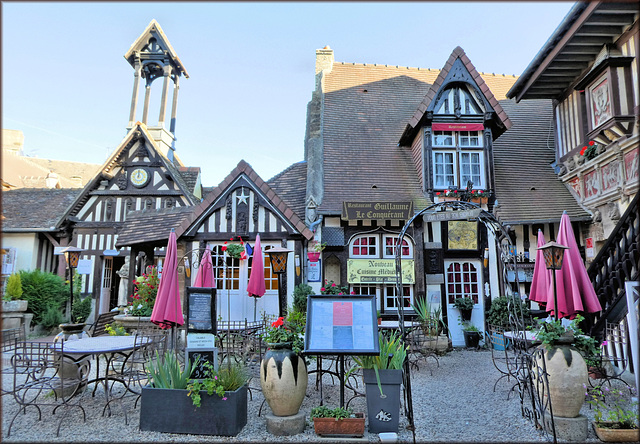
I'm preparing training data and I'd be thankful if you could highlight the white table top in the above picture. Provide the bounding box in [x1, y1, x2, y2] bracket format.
[378, 320, 419, 330]
[503, 330, 537, 342]
[52, 336, 143, 354]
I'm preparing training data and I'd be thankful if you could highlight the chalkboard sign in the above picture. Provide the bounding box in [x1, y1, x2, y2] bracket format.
[186, 287, 216, 334]
[187, 348, 218, 379]
[304, 295, 379, 355]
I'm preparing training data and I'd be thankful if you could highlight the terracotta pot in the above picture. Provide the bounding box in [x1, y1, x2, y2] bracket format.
[535, 344, 588, 418]
[260, 342, 308, 416]
[313, 413, 365, 437]
[594, 423, 640, 442]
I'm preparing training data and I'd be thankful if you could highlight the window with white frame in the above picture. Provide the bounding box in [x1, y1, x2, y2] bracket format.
[435, 87, 484, 116]
[432, 131, 485, 190]
[445, 261, 480, 304]
[382, 235, 413, 258]
[351, 235, 378, 258]
[349, 233, 415, 313]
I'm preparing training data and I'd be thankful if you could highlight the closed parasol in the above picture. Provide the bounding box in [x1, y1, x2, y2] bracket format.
[193, 246, 215, 288]
[247, 234, 266, 321]
[151, 230, 184, 344]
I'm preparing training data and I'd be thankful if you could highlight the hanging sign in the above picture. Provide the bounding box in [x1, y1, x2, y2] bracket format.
[76, 259, 93, 275]
[308, 260, 321, 282]
[586, 237, 594, 258]
[432, 123, 484, 131]
[347, 259, 414, 284]
[342, 201, 413, 221]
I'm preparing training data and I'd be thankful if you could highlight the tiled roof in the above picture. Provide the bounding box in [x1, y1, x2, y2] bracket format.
[2, 188, 81, 231]
[1, 150, 100, 189]
[178, 166, 201, 195]
[115, 206, 194, 247]
[176, 160, 314, 240]
[319, 58, 519, 214]
[492, 99, 591, 224]
[267, 161, 307, 222]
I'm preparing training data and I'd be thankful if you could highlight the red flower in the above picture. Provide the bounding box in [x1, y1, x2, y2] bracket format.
[320, 287, 325, 292]
[453, 190, 458, 193]
[478, 190, 483, 194]
[580, 146, 587, 156]
[589, 141, 595, 146]
[271, 317, 284, 328]
[221, 245, 227, 252]
[436, 192, 441, 195]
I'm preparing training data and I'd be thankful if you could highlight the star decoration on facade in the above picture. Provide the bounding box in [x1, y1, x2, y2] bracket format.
[236, 189, 249, 205]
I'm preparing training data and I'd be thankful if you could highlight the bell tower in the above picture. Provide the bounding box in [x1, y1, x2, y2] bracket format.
[124, 20, 189, 161]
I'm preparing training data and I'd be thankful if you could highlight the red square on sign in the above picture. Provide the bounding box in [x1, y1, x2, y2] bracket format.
[586, 238, 593, 249]
[333, 302, 353, 326]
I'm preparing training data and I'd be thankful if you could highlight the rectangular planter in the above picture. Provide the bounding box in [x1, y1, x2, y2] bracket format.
[363, 368, 402, 433]
[139, 385, 247, 436]
[313, 413, 365, 437]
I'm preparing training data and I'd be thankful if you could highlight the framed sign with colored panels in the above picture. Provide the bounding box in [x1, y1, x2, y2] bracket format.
[304, 295, 379, 355]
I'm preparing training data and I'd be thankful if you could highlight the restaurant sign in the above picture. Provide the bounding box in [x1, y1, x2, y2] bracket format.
[342, 201, 413, 221]
[347, 259, 415, 284]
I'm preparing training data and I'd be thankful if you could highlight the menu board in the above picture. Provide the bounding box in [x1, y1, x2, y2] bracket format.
[186, 287, 216, 334]
[304, 295, 379, 355]
[187, 349, 218, 379]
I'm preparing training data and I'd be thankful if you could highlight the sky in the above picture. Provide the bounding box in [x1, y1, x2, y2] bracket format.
[2, 1, 575, 187]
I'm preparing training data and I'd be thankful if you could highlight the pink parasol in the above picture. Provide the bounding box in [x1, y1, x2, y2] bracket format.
[151, 229, 184, 329]
[247, 234, 266, 321]
[529, 229, 552, 308]
[193, 246, 215, 288]
[551, 211, 602, 319]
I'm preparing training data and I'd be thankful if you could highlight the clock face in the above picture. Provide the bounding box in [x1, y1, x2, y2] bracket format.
[130, 168, 150, 188]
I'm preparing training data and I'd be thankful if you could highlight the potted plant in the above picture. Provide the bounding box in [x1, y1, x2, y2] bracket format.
[307, 241, 326, 262]
[411, 297, 448, 354]
[310, 405, 365, 437]
[114, 265, 159, 332]
[140, 351, 249, 436]
[532, 315, 594, 418]
[350, 331, 407, 433]
[435, 189, 461, 202]
[260, 312, 308, 417]
[486, 295, 532, 350]
[585, 384, 639, 442]
[453, 296, 474, 321]
[462, 323, 481, 348]
[377, 310, 382, 325]
[2, 272, 28, 313]
[320, 279, 351, 295]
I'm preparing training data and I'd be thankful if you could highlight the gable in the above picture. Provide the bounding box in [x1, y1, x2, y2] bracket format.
[63, 124, 198, 224]
[178, 160, 313, 240]
[400, 47, 513, 146]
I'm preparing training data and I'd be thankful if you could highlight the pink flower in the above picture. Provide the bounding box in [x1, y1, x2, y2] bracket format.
[331, 283, 336, 287]
[320, 287, 325, 292]
[222, 397, 227, 401]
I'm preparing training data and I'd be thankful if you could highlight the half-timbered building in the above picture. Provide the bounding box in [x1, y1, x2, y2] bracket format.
[302, 46, 589, 345]
[506, 0, 638, 339]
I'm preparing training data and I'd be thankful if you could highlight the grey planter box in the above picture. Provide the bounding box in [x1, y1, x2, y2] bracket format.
[139, 385, 247, 436]
[362, 368, 402, 433]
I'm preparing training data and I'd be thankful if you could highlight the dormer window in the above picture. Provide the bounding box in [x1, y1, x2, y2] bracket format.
[432, 130, 485, 189]
[435, 86, 484, 116]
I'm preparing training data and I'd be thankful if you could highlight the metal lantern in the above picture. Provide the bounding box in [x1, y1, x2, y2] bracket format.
[266, 245, 293, 317]
[60, 246, 84, 323]
[539, 241, 568, 321]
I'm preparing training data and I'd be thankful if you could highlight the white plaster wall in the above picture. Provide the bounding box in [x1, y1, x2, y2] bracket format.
[2, 233, 38, 272]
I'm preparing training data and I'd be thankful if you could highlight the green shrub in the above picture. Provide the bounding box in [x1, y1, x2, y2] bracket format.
[487, 295, 531, 327]
[41, 304, 65, 331]
[293, 283, 313, 314]
[72, 295, 93, 323]
[19, 269, 69, 325]
[4, 273, 23, 300]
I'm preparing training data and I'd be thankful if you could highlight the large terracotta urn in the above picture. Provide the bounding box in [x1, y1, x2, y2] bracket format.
[260, 342, 308, 416]
[535, 343, 588, 418]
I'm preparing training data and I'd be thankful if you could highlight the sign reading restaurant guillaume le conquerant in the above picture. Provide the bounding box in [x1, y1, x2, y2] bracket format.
[342, 202, 413, 221]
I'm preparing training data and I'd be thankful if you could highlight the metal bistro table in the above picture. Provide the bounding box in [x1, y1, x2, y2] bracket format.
[51, 336, 146, 411]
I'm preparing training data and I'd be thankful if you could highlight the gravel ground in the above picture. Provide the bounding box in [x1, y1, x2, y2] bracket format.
[0, 346, 624, 443]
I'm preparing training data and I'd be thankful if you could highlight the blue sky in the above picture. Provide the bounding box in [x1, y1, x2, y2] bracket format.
[2, 1, 574, 187]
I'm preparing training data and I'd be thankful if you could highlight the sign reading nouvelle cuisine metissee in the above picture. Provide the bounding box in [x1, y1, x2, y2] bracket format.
[342, 202, 413, 221]
[347, 259, 415, 284]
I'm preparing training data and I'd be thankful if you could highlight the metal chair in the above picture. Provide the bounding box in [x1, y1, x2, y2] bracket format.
[2, 327, 24, 396]
[7, 340, 88, 437]
[89, 311, 119, 337]
[588, 320, 633, 390]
